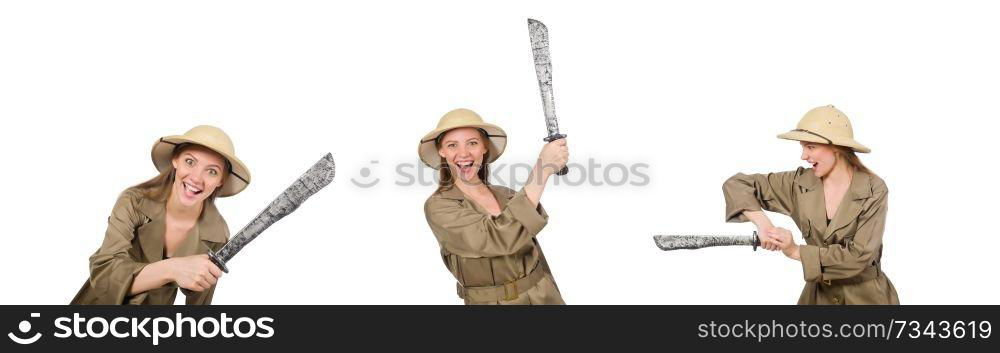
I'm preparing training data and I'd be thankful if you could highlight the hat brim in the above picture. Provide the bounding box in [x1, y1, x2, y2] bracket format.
[151, 136, 251, 197]
[777, 131, 871, 153]
[418, 123, 507, 169]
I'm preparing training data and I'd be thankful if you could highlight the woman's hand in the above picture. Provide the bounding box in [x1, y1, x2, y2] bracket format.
[741, 211, 801, 260]
[168, 254, 223, 292]
[760, 227, 795, 252]
[768, 227, 802, 261]
[769, 227, 795, 250]
[757, 225, 783, 251]
[524, 138, 569, 206]
[743, 211, 781, 250]
[537, 138, 569, 177]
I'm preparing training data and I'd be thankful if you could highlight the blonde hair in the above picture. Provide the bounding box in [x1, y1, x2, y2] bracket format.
[834, 145, 873, 175]
[133, 144, 228, 204]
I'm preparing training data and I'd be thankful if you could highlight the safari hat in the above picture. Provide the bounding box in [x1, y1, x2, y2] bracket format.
[150, 125, 251, 197]
[418, 108, 508, 169]
[777, 105, 870, 153]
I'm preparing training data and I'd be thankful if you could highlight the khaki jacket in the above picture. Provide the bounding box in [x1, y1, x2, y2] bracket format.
[71, 188, 229, 305]
[424, 185, 564, 305]
[724, 168, 899, 305]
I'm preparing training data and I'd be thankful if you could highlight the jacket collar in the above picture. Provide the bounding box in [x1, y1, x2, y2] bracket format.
[793, 170, 828, 237]
[436, 185, 466, 200]
[794, 168, 874, 241]
[825, 170, 873, 240]
[436, 184, 514, 209]
[135, 195, 228, 261]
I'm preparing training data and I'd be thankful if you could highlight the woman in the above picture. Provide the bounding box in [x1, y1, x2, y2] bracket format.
[72, 125, 251, 305]
[723, 105, 899, 305]
[421, 108, 569, 305]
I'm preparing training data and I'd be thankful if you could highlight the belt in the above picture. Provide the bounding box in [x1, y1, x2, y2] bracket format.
[457, 267, 547, 302]
[821, 264, 882, 286]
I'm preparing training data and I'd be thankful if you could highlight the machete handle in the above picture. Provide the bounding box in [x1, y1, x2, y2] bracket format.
[208, 250, 230, 273]
[543, 133, 569, 176]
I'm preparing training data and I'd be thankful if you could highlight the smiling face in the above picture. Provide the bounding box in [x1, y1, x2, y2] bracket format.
[170, 145, 227, 207]
[800, 141, 841, 178]
[437, 127, 489, 184]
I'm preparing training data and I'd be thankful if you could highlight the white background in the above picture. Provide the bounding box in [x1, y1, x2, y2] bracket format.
[1, 0, 997, 304]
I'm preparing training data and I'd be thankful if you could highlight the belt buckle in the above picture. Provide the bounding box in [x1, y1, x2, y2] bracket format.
[822, 279, 832, 286]
[502, 281, 519, 301]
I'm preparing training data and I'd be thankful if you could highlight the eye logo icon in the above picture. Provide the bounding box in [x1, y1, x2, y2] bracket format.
[350, 160, 381, 188]
[8, 313, 41, 345]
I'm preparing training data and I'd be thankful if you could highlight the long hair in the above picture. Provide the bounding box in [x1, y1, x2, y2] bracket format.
[834, 145, 874, 175]
[133, 143, 227, 204]
[435, 129, 491, 192]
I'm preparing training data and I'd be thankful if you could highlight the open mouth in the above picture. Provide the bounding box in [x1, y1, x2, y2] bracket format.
[455, 160, 475, 175]
[182, 181, 204, 197]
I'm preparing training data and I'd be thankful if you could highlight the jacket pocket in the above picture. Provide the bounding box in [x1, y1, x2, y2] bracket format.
[457, 257, 495, 287]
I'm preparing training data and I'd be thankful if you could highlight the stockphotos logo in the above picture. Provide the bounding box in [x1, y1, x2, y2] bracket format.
[7, 313, 41, 344]
[7, 312, 274, 346]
